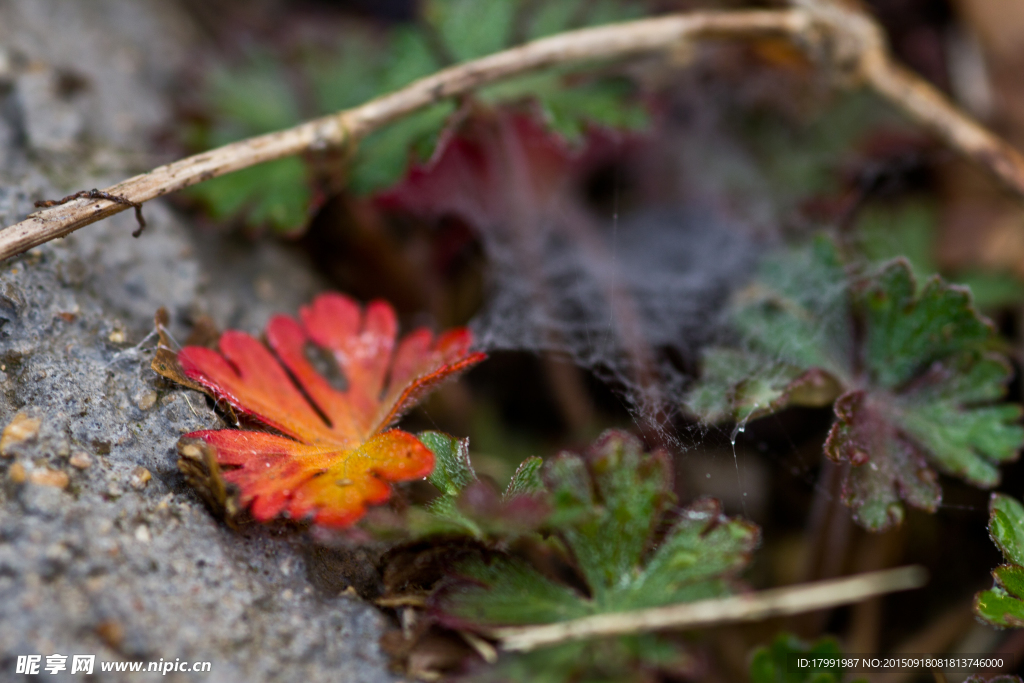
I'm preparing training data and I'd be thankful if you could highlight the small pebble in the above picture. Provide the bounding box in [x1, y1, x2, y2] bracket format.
[108, 328, 126, 344]
[8, 462, 26, 483]
[1, 412, 41, 456]
[134, 389, 158, 411]
[130, 466, 151, 489]
[69, 451, 92, 469]
[95, 620, 124, 648]
[29, 468, 69, 489]
[134, 525, 151, 543]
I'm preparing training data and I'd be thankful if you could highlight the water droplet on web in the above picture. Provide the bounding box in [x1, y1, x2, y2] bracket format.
[706, 472, 711, 479]
[729, 408, 754, 517]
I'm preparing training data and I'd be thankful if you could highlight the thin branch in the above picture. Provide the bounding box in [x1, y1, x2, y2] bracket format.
[793, 0, 1024, 198]
[489, 565, 927, 652]
[0, 11, 806, 261]
[2, 2, 1024, 261]
[865, 60, 1024, 193]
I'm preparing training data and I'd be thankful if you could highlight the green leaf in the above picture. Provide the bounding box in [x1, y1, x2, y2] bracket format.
[540, 77, 648, 140]
[855, 202, 937, 278]
[989, 493, 1024, 566]
[995, 564, 1024, 600]
[957, 271, 1024, 310]
[187, 157, 310, 233]
[682, 348, 816, 424]
[205, 58, 301, 135]
[975, 586, 1024, 628]
[505, 456, 544, 498]
[525, 0, 643, 40]
[686, 236, 1024, 530]
[425, 0, 517, 62]
[366, 431, 547, 539]
[855, 201, 1024, 310]
[434, 430, 759, 675]
[749, 634, 867, 683]
[186, 56, 311, 233]
[348, 104, 454, 194]
[859, 265, 990, 389]
[480, 70, 648, 143]
[974, 494, 1024, 628]
[422, 431, 475, 496]
[434, 432, 756, 678]
[525, 0, 589, 39]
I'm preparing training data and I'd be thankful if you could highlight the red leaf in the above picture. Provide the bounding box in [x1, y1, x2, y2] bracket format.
[176, 292, 485, 528]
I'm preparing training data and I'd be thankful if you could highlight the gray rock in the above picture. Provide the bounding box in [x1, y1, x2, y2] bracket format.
[0, 2, 397, 681]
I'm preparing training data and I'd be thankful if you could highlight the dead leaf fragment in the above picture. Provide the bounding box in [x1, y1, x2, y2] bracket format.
[151, 308, 214, 395]
[177, 439, 239, 523]
[1, 412, 41, 456]
[183, 314, 220, 348]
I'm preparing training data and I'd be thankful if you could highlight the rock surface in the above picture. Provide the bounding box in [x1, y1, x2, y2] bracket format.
[0, 2, 397, 681]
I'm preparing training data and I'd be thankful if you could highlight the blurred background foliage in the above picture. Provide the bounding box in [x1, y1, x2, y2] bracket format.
[167, 0, 1024, 680]
[183, 0, 648, 231]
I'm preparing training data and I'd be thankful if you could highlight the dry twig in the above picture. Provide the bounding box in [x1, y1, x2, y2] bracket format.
[489, 565, 927, 652]
[1, 1, 1023, 261]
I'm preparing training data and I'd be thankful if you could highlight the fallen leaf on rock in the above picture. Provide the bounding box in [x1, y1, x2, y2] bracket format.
[151, 308, 212, 398]
[168, 292, 485, 529]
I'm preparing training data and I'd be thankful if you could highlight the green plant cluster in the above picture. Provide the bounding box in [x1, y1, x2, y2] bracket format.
[410, 430, 760, 680]
[684, 236, 1024, 531]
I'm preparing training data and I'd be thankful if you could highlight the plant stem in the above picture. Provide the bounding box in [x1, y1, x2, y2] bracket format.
[2, 2, 1023, 261]
[490, 565, 927, 652]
